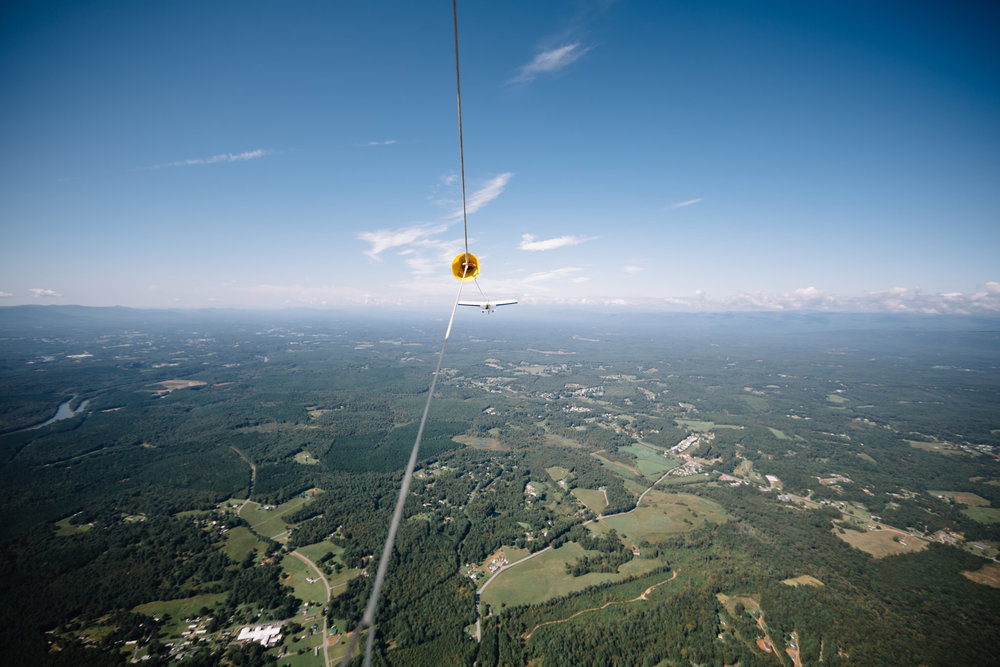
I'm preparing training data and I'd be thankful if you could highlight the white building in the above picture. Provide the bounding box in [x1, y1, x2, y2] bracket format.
[236, 623, 282, 647]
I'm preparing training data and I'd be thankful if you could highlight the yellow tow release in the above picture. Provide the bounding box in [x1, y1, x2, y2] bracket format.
[451, 252, 480, 281]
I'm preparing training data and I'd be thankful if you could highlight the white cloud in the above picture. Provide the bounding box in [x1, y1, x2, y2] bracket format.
[366, 140, 397, 146]
[449, 173, 513, 219]
[523, 267, 585, 283]
[29, 288, 62, 298]
[144, 149, 268, 170]
[624, 265, 643, 274]
[511, 43, 589, 84]
[359, 222, 450, 260]
[667, 198, 703, 209]
[519, 233, 597, 252]
[0, 290, 12, 297]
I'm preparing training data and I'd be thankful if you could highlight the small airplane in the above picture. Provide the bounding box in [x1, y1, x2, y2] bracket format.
[458, 299, 517, 313]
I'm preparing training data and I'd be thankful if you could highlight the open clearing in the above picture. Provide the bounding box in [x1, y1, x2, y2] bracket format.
[294, 449, 320, 465]
[134, 593, 226, 636]
[454, 434, 505, 450]
[962, 563, 1000, 588]
[907, 439, 963, 456]
[767, 427, 791, 440]
[620, 442, 676, 479]
[781, 574, 824, 587]
[571, 488, 607, 514]
[675, 419, 743, 432]
[589, 491, 729, 544]
[480, 542, 663, 608]
[928, 490, 990, 506]
[241, 491, 321, 542]
[590, 451, 642, 478]
[545, 466, 571, 483]
[149, 379, 207, 395]
[834, 525, 928, 558]
[826, 393, 848, 404]
[281, 552, 328, 605]
[963, 507, 1000, 524]
[224, 526, 265, 561]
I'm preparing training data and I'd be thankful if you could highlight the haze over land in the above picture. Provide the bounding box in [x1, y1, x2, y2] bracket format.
[1, 1, 998, 311]
[0, 307, 998, 664]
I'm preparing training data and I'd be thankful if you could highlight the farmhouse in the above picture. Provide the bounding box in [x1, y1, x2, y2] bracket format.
[236, 623, 282, 647]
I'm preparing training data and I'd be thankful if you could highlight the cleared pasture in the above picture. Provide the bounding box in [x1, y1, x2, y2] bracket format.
[480, 542, 663, 608]
[224, 525, 265, 561]
[281, 552, 328, 605]
[134, 593, 226, 636]
[963, 507, 1000, 524]
[620, 442, 676, 479]
[834, 526, 928, 558]
[571, 487, 607, 514]
[781, 574, 824, 587]
[928, 490, 990, 506]
[589, 491, 729, 544]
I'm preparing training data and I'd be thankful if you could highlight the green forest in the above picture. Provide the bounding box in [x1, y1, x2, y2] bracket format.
[1, 306, 998, 665]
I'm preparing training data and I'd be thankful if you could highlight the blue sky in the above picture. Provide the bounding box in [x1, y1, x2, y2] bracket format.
[1, 0, 998, 313]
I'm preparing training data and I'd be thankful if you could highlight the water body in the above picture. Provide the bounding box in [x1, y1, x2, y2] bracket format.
[28, 397, 90, 430]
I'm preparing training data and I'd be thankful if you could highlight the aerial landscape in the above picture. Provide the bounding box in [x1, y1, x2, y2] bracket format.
[1, 1, 998, 665]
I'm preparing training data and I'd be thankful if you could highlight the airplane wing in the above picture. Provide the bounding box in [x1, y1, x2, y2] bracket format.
[492, 299, 517, 307]
[458, 301, 485, 308]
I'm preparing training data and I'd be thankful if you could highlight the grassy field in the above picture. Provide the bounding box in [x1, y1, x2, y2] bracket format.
[545, 466, 571, 482]
[620, 442, 676, 479]
[962, 563, 1000, 589]
[480, 542, 664, 607]
[740, 395, 769, 411]
[454, 434, 505, 450]
[240, 491, 321, 542]
[675, 419, 743, 432]
[589, 491, 729, 544]
[224, 526, 265, 561]
[826, 393, 848, 404]
[281, 553, 328, 606]
[834, 526, 928, 558]
[767, 427, 790, 440]
[963, 507, 1000, 524]
[296, 541, 341, 565]
[907, 439, 963, 456]
[571, 488, 607, 514]
[781, 574, 824, 587]
[54, 515, 92, 536]
[544, 432, 584, 448]
[294, 449, 320, 465]
[590, 452, 642, 478]
[133, 593, 226, 637]
[928, 490, 990, 506]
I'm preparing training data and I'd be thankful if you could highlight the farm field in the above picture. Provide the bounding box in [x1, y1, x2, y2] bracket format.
[571, 487, 607, 514]
[589, 491, 729, 544]
[834, 526, 928, 558]
[224, 526, 265, 561]
[928, 490, 990, 506]
[619, 442, 676, 478]
[963, 507, 1000, 524]
[782, 574, 824, 587]
[480, 542, 664, 608]
[133, 593, 226, 637]
[240, 492, 321, 542]
[281, 553, 328, 605]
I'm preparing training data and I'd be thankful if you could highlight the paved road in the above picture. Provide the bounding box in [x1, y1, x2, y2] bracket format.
[291, 550, 331, 667]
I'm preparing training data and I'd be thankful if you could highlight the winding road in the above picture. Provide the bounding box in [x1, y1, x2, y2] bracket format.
[291, 550, 331, 667]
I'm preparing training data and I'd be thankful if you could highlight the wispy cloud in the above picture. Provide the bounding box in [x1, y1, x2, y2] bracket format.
[29, 288, 62, 298]
[624, 265, 643, 274]
[449, 173, 513, 219]
[519, 233, 597, 251]
[667, 198, 703, 209]
[574, 282, 1000, 314]
[0, 290, 12, 297]
[358, 223, 450, 260]
[143, 149, 268, 170]
[510, 43, 589, 84]
[365, 140, 397, 146]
